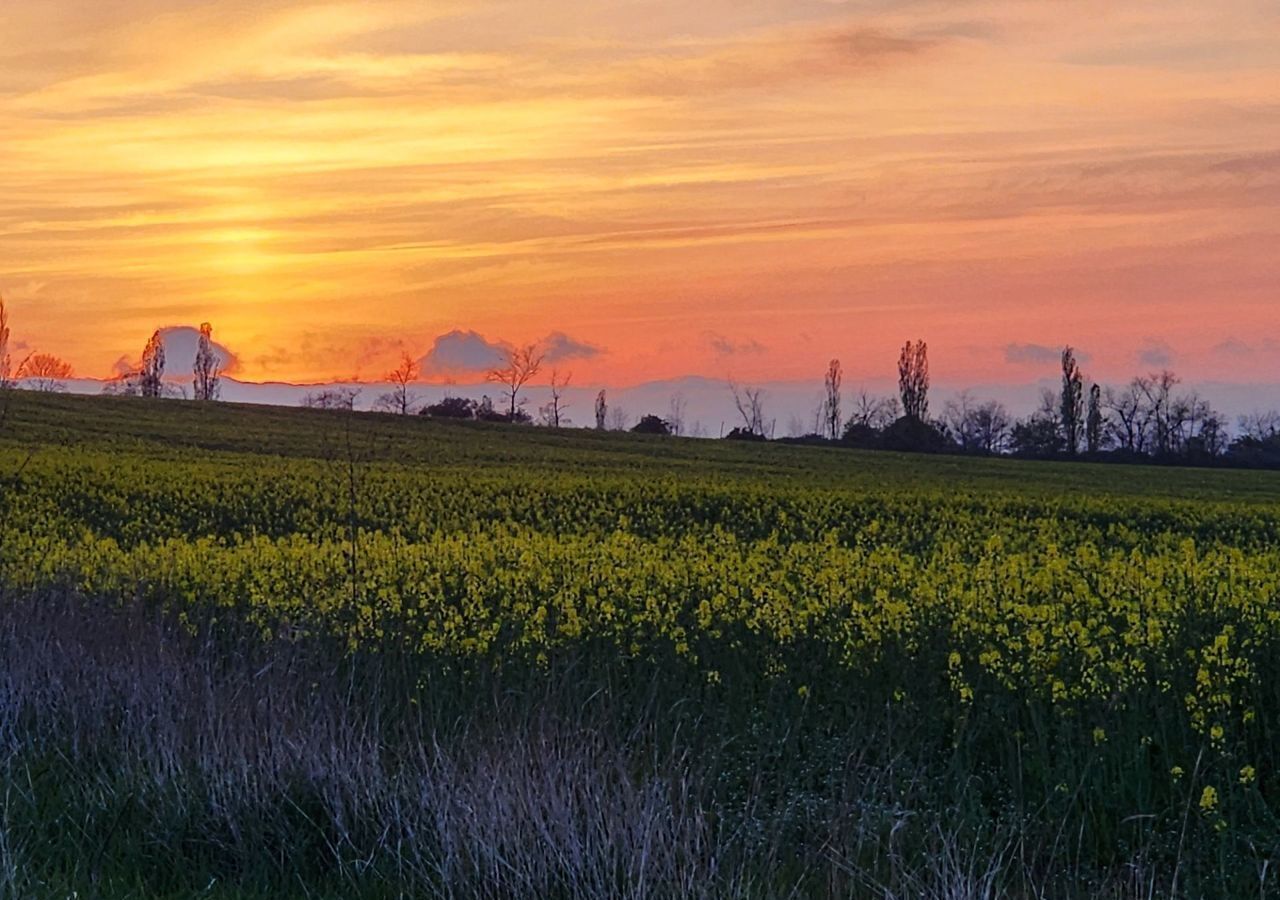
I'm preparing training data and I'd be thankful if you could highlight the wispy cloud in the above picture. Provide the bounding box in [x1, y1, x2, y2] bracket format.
[707, 332, 766, 356]
[1214, 337, 1254, 358]
[2, 0, 1278, 384]
[1213, 337, 1280, 358]
[1004, 343, 1060, 366]
[1137, 339, 1176, 368]
[1003, 343, 1092, 367]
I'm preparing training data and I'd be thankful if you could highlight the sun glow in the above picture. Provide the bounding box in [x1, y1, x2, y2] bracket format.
[200, 227, 276, 275]
[1, 0, 1277, 385]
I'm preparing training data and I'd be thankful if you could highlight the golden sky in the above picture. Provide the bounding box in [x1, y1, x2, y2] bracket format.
[2, 0, 1278, 386]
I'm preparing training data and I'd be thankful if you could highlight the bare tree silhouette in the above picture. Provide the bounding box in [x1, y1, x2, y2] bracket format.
[0, 296, 22, 388]
[487, 344, 544, 421]
[608, 405, 630, 431]
[897, 340, 929, 421]
[1138, 371, 1181, 456]
[1239, 410, 1280, 442]
[540, 369, 571, 427]
[193, 322, 223, 402]
[1086, 383, 1103, 454]
[848, 390, 899, 430]
[139, 330, 166, 399]
[23, 354, 73, 393]
[1060, 347, 1084, 455]
[944, 391, 1011, 454]
[375, 354, 419, 415]
[1104, 381, 1148, 454]
[667, 392, 688, 437]
[595, 390, 608, 430]
[822, 359, 843, 440]
[728, 380, 766, 436]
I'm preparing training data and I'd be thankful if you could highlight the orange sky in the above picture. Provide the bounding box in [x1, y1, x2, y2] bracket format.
[2, 0, 1278, 387]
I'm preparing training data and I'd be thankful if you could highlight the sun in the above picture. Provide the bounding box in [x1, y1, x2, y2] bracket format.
[202, 227, 278, 276]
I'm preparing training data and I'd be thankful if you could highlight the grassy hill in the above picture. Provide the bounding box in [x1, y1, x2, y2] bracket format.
[5, 389, 1279, 503]
[3, 389, 1280, 898]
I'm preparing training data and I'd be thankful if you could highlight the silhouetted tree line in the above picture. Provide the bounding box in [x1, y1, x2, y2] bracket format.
[771, 341, 1279, 469]
[415, 344, 1280, 468]
[3, 299, 1275, 469]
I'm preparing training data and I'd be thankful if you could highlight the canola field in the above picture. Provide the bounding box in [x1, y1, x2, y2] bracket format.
[3, 391, 1280, 895]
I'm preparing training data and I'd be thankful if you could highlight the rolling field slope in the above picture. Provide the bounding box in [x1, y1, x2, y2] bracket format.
[2, 391, 1279, 898]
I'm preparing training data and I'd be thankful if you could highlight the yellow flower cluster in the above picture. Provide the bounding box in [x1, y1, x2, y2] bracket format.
[3, 439, 1279, 796]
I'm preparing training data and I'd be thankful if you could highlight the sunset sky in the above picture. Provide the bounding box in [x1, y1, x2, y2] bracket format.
[2, 0, 1278, 389]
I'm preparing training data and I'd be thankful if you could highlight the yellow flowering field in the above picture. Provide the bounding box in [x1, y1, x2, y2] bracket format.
[2, 392, 1279, 894]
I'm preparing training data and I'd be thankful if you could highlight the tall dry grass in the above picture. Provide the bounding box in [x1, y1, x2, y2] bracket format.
[0, 591, 1269, 899]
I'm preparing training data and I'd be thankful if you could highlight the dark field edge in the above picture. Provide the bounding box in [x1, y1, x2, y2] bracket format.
[5, 390, 1280, 504]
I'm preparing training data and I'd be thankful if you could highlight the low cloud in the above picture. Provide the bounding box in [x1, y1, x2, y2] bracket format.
[164, 326, 238, 375]
[707, 332, 766, 356]
[1214, 337, 1253, 357]
[352, 335, 405, 370]
[1213, 337, 1279, 358]
[1002, 343, 1091, 367]
[1003, 343, 1059, 366]
[417, 328, 599, 377]
[541, 330, 601, 363]
[113, 325, 239, 378]
[1137, 339, 1175, 368]
[418, 329, 508, 376]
